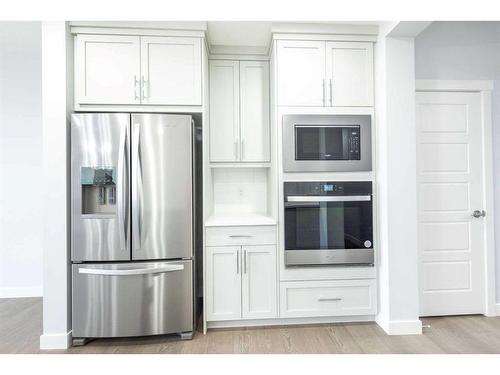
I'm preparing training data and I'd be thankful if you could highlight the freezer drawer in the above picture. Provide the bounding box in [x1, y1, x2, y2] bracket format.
[72, 260, 193, 338]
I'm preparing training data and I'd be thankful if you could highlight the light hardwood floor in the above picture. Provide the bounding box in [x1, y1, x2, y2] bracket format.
[2, 298, 500, 354]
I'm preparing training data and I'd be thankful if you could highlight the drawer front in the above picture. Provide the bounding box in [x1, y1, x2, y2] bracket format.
[72, 260, 193, 338]
[206, 226, 276, 246]
[280, 279, 376, 318]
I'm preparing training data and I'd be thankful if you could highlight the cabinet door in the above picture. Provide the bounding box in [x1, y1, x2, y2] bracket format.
[241, 245, 277, 319]
[140, 37, 202, 105]
[325, 42, 374, 106]
[75, 35, 141, 105]
[240, 61, 270, 162]
[209, 60, 240, 162]
[205, 246, 242, 321]
[277, 40, 325, 106]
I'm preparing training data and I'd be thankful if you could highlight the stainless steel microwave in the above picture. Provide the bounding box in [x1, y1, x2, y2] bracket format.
[282, 114, 372, 172]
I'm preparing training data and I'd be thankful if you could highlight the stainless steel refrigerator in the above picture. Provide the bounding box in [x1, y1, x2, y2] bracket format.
[71, 113, 195, 343]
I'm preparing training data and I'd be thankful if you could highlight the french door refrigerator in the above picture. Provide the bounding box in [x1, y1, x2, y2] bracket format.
[71, 113, 194, 342]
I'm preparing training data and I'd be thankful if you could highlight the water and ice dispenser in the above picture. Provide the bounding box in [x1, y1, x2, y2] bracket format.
[80, 167, 117, 215]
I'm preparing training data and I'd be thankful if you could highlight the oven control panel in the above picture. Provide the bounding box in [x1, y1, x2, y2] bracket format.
[284, 181, 372, 197]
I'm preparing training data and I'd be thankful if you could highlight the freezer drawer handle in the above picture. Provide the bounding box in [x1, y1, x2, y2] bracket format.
[79, 264, 184, 276]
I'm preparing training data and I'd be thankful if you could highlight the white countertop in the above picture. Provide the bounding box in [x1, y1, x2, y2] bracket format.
[205, 213, 276, 227]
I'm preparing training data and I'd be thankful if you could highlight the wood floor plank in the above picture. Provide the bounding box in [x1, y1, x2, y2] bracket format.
[4, 298, 500, 354]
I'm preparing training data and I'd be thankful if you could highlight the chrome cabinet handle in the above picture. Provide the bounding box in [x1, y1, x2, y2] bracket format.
[244, 249, 247, 274]
[79, 264, 184, 276]
[141, 75, 148, 100]
[234, 140, 238, 160]
[329, 79, 333, 106]
[229, 235, 253, 238]
[471, 210, 486, 218]
[318, 297, 342, 302]
[134, 75, 140, 101]
[322, 79, 326, 106]
[236, 250, 240, 274]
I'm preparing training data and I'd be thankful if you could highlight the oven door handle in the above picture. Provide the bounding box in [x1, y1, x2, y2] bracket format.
[287, 195, 371, 202]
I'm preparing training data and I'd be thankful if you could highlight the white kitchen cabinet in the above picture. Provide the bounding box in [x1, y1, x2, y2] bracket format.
[209, 60, 270, 163]
[209, 61, 240, 162]
[239, 61, 270, 162]
[140, 37, 202, 105]
[241, 245, 277, 319]
[325, 42, 373, 107]
[75, 34, 202, 107]
[277, 40, 325, 106]
[75, 34, 141, 105]
[276, 40, 374, 107]
[205, 246, 242, 321]
[205, 226, 277, 322]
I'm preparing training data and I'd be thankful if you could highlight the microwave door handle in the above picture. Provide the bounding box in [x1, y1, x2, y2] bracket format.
[287, 195, 371, 202]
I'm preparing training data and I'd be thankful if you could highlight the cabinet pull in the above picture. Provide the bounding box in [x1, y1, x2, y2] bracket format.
[134, 75, 140, 101]
[329, 79, 333, 106]
[244, 249, 247, 274]
[318, 297, 342, 302]
[322, 79, 326, 106]
[141, 75, 148, 100]
[241, 139, 245, 160]
[236, 250, 240, 274]
[229, 235, 253, 238]
[233, 140, 238, 160]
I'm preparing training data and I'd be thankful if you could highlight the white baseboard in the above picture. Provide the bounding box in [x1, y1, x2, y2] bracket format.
[39, 331, 72, 350]
[376, 318, 422, 335]
[207, 315, 375, 329]
[0, 286, 43, 298]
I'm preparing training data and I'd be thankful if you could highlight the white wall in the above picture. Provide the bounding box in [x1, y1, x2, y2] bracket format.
[415, 21, 500, 303]
[375, 22, 422, 335]
[0, 21, 43, 298]
[39, 21, 73, 350]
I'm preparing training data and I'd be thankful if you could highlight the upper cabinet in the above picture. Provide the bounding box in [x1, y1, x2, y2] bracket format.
[209, 60, 270, 163]
[277, 40, 374, 107]
[325, 42, 374, 107]
[140, 37, 202, 105]
[75, 35, 141, 105]
[75, 34, 202, 107]
[276, 41, 325, 107]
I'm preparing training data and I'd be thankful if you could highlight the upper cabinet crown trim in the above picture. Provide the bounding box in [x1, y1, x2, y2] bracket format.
[70, 26, 206, 38]
[272, 33, 377, 43]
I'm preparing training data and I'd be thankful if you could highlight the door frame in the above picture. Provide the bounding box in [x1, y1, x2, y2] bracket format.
[415, 79, 496, 317]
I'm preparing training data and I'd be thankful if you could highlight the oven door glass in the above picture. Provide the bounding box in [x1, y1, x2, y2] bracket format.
[284, 199, 373, 251]
[294, 125, 359, 161]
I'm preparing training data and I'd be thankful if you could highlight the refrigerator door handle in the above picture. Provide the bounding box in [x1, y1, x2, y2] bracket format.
[117, 124, 130, 253]
[79, 264, 184, 276]
[132, 123, 142, 252]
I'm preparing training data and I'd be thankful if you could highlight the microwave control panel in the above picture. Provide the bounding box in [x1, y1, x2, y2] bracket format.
[346, 129, 360, 160]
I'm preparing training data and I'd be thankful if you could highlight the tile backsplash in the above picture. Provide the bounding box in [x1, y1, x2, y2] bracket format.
[212, 168, 268, 214]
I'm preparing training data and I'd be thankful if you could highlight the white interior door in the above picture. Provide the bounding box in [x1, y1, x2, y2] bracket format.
[241, 245, 277, 319]
[325, 42, 373, 106]
[140, 36, 202, 105]
[205, 246, 242, 321]
[239, 61, 270, 162]
[75, 35, 141, 105]
[416, 91, 485, 316]
[277, 40, 325, 106]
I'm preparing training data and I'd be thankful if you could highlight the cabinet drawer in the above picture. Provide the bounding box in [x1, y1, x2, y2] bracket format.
[206, 226, 276, 246]
[280, 279, 376, 318]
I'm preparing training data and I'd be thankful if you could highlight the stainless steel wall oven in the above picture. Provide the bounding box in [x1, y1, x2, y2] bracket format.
[284, 181, 374, 266]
